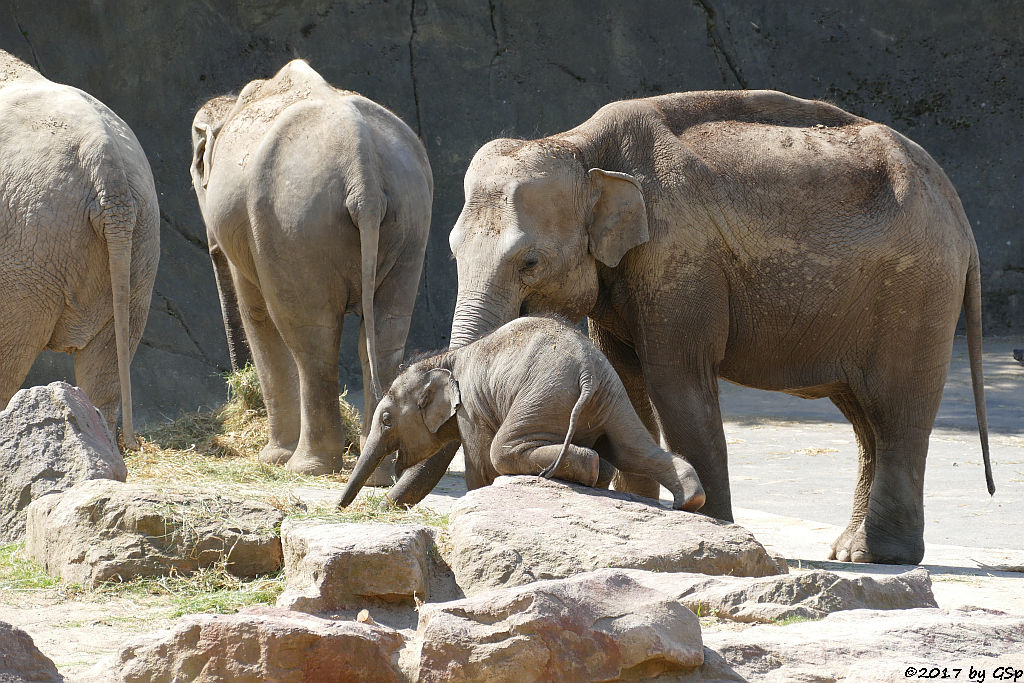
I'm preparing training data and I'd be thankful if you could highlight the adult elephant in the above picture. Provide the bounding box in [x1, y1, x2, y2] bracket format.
[190, 60, 432, 477]
[0, 50, 159, 448]
[396, 89, 993, 565]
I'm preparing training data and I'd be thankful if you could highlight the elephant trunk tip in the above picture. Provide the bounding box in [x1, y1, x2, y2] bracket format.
[338, 486, 359, 508]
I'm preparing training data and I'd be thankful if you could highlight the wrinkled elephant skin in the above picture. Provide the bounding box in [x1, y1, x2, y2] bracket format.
[190, 60, 432, 476]
[0, 50, 159, 448]
[422, 90, 992, 565]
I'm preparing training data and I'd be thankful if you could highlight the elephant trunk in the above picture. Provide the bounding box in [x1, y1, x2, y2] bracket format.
[339, 426, 391, 508]
[449, 288, 518, 349]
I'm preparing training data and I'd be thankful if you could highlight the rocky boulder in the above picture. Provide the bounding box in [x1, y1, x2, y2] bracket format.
[401, 568, 705, 683]
[25, 479, 283, 586]
[0, 621, 62, 683]
[448, 476, 783, 595]
[633, 567, 937, 623]
[702, 607, 1024, 682]
[277, 520, 433, 612]
[90, 606, 406, 683]
[0, 382, 126, 543]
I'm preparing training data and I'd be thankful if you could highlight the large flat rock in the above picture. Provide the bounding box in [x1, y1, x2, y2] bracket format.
[401, 568, 704, 683]
[277, 520, 433, 612]
[25, 479, 283, 586]
[0, 382, 125, 543]
[448, 476, 783, 595]
[631, 566, 937, 623]
[89, 606, 406, 683]
[702, 607, 1024, 682]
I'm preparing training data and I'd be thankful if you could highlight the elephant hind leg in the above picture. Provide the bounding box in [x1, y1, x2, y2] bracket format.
[490, 432, 600, 487]
[829, 389, 877, 561]
[830, 372, 943, 565]
[232, 274, 300, 466]
[74, 320, 122, 436]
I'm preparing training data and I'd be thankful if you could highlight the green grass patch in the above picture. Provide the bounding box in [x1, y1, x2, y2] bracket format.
[0, 543, 71, 595]
[92, 565, 285, 618]
[291, 490, 450, 528]
[773, 614, 818, 626]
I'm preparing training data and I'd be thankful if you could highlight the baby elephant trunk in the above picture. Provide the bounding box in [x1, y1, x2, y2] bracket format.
[339, 429, 390, 508]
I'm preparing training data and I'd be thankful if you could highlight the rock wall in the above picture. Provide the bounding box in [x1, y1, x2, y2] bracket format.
[3, 0, 1021, 423]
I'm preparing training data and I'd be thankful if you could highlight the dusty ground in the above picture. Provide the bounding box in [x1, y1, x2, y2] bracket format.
[1, 336, 1021, 678]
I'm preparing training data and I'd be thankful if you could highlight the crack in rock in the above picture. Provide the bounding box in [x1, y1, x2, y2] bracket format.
[161, 210, 208, 253]
[694, 0, 748, 89]
[488, 0, 502, 67]
[408, 0, 423, 137]
[9, 0, 45, 77]
[153, 290, 224, 371]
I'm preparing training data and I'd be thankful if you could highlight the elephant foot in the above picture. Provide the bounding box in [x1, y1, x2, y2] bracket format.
[362, 453, 398, 488]
[259, 444, 293, 466]
[285, 448, 340, 476]
[829, 520, 924, 565]
[667, 457, 706, 512]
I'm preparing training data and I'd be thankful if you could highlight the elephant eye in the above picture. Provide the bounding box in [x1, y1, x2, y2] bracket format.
[520, 252, 541, 275]
[380, 411, 392, 429]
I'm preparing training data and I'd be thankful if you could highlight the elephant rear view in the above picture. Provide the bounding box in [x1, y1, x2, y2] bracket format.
[0, 50, 159, 447]
[190, 60, 432, 476]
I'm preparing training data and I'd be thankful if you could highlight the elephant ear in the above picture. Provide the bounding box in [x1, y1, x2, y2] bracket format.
[585, 168, 650, 267]
[190, 122, 215, 189]
[419, 369, 461, 434]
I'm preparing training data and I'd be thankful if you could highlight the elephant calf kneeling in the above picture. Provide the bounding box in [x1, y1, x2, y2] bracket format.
[339, 316, 705, 511]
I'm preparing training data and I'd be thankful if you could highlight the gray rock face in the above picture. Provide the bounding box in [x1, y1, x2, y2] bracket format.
[5, 1, 1020, 426]
[277, 520, 432, 612]
[448, 476, 783, 595]
[0, 382, 126, 543]
[402, 568, 705, 683]
[91, 606, 406, 683]
[702, 607, 1024, 682]
[632, 567, 937, 623]
[24, 479, 283, 586]
[0, 621, 62, 683]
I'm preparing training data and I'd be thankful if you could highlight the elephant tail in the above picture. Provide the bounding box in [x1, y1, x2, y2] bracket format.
[92, 185, 138, 450]
[965, 247, 994, 495]
[540, 368, 594, 480]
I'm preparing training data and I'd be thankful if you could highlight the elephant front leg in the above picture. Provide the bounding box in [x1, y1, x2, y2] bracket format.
[644, 362, 732, 521]
[233, 275, 300, 466]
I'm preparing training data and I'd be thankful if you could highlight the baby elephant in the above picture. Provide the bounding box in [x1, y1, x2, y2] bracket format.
[339, 317, 705, 511]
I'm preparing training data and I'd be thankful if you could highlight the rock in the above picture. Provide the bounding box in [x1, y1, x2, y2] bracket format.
[401, 568, 704, 683]
[702, 607, 1024, 682]
[276, 520, 432, 612]
[0, 621, 62, 683]
[24, 479, 283, 586]
[448, 476, 783, 595]
[0, 382, 126, 543]
[91, 606, 405, 683]
[632, 567, 937, 623]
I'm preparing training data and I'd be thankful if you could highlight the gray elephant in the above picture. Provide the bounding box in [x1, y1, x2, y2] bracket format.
[190, 60, 432, 477]
[0, 50, 159, 447]
[393, 89, 993, 565]
[339, 316, 706, 511]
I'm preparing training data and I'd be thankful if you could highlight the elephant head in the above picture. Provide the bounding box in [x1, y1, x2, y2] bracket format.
[448, 138, 649, 347]
[189, 95, 237, 203]
[339, 363, 460, 507]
